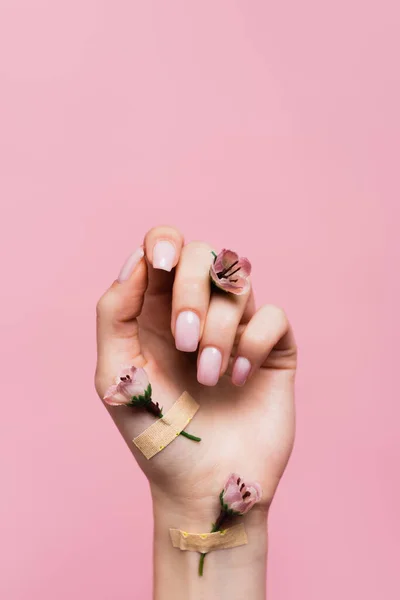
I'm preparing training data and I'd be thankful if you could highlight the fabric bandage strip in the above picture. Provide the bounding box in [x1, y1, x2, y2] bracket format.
[169, 524, 248, 553]
[133, 391, 199, 459]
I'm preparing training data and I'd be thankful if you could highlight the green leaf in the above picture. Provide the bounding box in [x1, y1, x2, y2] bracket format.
[132, 394, 147, 406]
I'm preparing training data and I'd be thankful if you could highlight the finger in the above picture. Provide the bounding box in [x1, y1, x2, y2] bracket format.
[95, 246, 148, 393]
[171, 241, 213, 352]
[231, 304, 296, 386]
[197, 289, 250, 386]
[144, 225, 184, 294]
[241, 288, 256, 324]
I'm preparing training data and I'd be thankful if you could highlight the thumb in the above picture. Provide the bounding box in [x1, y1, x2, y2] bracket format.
[95, 246, 148, 394]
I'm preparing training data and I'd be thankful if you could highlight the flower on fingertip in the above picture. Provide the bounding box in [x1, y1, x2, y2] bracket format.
[220, 473, 262, 515]
[210, 249, 251, 295]
[103, 365, 150, 406]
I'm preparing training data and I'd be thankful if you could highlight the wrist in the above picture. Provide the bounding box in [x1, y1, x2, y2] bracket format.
[151, 486, 268, 600]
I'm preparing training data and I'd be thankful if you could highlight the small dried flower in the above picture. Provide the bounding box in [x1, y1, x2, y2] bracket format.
[198, 473, 262, 576]
[210, 249, 251, 295]
[103, 365, 201, 442]
[220, 473, 262, 515]
[103, 365, 150, 406]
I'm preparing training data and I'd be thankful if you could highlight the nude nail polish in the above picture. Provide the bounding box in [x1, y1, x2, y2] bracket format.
[197, 347, 222, 386]
[153, 240, 176, 271]
[175, 311, 200, 352]
[118, 246, 144, 283]
[232, 356, 251, 386]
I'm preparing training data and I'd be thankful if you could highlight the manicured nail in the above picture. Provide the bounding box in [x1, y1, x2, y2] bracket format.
[118, 246, 144, 283]
[197, 347, 222, 386]
[232, 356, 251, 386]
[153, 240, 176, 271]
[175, 311, 200, 352]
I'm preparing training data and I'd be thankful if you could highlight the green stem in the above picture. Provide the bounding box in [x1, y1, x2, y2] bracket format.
[198, 511, 227, 576]
[198, 552, 206, 576]
[157, 409, 201, 442]
[179, 430, 201, 442]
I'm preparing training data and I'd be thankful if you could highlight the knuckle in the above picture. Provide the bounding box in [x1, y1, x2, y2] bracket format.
[96, 291, 114, 319]
[217, 312, 237, 331]
[146, 225, 183, 243]
[243, 331, 266, 348]
[183, 241, 213, 257]
[179, 278, 204, 294]
[265, 304, 289, 329]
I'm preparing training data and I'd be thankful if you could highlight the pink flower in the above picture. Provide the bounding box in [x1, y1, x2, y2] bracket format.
[220, 473, 262, 515]
[210, 249, 251, 295]
[103, 365, 150, 406]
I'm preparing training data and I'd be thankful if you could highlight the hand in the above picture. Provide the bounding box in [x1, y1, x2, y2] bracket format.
[95, 225, 297, 598]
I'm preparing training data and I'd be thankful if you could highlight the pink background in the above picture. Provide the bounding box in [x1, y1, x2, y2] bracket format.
[1, 1, 399, 598]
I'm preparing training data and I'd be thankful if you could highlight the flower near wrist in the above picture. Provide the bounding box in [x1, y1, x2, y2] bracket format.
[196, 473, 262, 575]
[151, 474, 266, 528]
[152, 489, 268, 600]
[220, 474, 262, 516]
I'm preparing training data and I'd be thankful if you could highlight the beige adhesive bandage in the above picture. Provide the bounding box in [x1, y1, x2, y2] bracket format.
[169, 524, 248, 553]
[133, 392, 199, 459]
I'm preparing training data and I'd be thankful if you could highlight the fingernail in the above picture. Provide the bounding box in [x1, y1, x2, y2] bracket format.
[175, 311, 200, 352]
[197, 347, 222, 386]
[153, 240, 176, 271]
[232, 356, 251, 386]
[118, 246, 144, 283]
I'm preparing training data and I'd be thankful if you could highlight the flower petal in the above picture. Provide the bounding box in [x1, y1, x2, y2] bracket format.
[103, 385, 130, 406]
[250, 482, 262, 502]
[228, 276, 250, 295]
[213, 277, 248, 295]
[219, 249, 240, 270]
[237, 257, 251, 278]
[221, 474, 262, 515]
[229, 501, 245, 513]
[224, 473, 240, 489]
[210, 250, 251, 295]
[131, 367, 149, 389]
[213, 249, 238, 274]
[209, 265, 220, 287]
[222, 473, 244, 509]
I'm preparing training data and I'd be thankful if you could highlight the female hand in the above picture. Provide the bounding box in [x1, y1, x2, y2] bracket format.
[95, 225, 297, 598]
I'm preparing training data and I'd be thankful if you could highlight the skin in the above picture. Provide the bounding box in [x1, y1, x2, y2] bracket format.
[95, 225, 297, 600]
